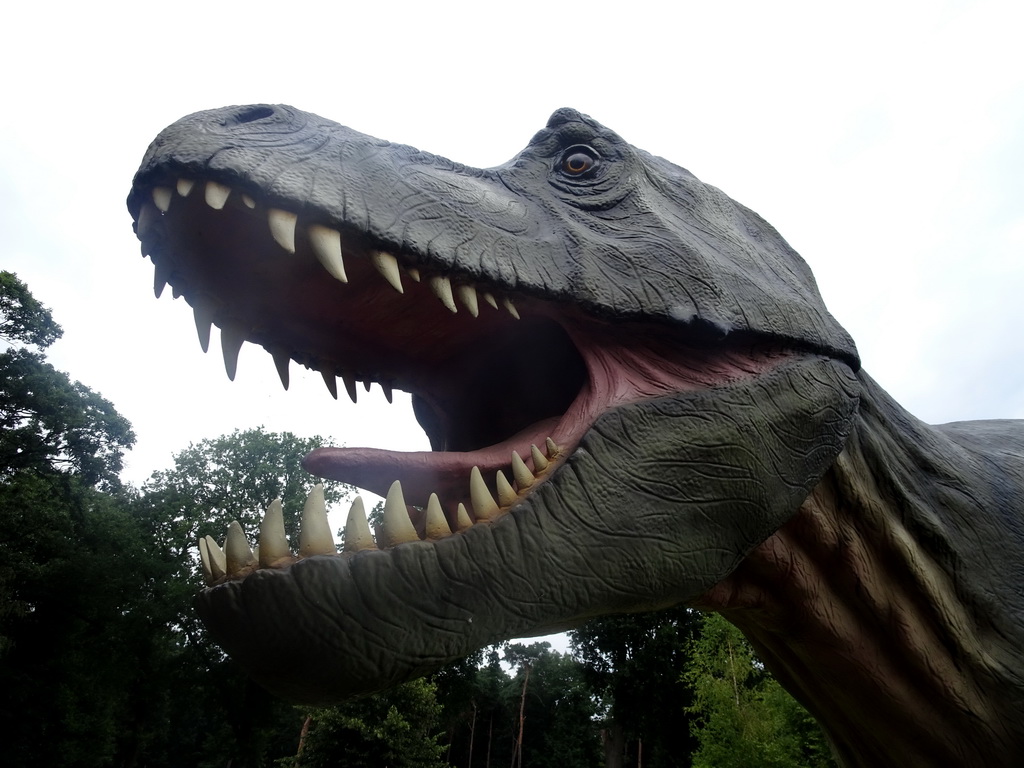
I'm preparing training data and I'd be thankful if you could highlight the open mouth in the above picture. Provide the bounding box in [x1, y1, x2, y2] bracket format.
[133, 173, 792, 584]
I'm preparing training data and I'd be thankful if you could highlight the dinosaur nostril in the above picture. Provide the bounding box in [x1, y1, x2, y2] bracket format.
[232, 106, 275, 124]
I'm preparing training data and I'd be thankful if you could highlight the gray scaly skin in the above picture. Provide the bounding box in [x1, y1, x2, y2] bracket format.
[128, 105, 1024, 766]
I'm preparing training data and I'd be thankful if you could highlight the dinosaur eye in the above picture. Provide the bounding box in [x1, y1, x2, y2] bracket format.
[560, 146, 599, 176]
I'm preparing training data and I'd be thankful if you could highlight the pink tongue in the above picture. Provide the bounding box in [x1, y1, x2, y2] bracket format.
[303, 417, 563, 507]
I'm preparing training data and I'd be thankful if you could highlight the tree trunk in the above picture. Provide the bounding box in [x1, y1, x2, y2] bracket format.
[602, 719, 625, 768]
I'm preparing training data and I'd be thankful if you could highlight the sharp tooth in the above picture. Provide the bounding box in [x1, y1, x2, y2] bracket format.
[299, 484, 336, 557]
[268, 209, 297, 253]
[136, 201, 160, 239]
[153, 258, 171, 299]
[258, 498, 291, 567]
[199, 537, 215, 585]
[495, 470, 517, 507]
[424, 493, 452, 539]
[241, 193, 256, 209]
[176, 178, 195, 197]
[482, 291, 499, 310]
[456, 285, 480, 317]
[511, 451, 534, 489]
[456, 503, 473, 530]
[470, 466, 500, 521]
[204, 181, 231, 209]
[380, 480, 419, 547]
[545, 437, 559, 457]
[530, 444, 549, 472]
[192, 298, 215, 353]
[152, 186, 173, 213]
[381, 382, 393, 403]
[406, 267, 421, 282]
[502, 297, 521, 320]
[271, 349, 290, 390]
[362, 380, 372, 392]
[429, 275, 458, 313]
[203, 535, 227, 580]
[341, 374, 358, 404]
[343, 496, 377, 552]
[321, 370, 338, 399]
[225, 521, 256, 575]
[220, 323, 246, 381]
[171, 284, 183, 299]
[371, 250, 403, 293]
[308, 224, 347, 282]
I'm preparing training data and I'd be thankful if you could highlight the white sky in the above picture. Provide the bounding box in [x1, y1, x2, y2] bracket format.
[3, 0, 1022, 502]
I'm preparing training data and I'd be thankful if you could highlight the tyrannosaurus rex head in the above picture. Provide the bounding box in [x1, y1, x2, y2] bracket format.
[128, 105, 860, 702]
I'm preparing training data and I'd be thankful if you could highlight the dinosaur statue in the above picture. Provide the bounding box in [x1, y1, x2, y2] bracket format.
[127, 105, 1024, 767]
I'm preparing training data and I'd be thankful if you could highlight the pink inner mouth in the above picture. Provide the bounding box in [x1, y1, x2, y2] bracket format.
[303, 322, 791, 510]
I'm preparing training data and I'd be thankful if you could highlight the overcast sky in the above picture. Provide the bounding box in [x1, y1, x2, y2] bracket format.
[3, 0, 1022, 503]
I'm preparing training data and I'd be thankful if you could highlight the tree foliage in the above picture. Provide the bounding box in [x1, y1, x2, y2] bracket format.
[571, 606, 700, 767]
[0, 270, 62, 348]
[0, 274, 134, 489]
[684, 612, 836, 768]
[295, 679, 448, 768]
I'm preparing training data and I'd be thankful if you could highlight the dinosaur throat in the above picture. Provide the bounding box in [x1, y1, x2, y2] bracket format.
[134, 174, 793, 572]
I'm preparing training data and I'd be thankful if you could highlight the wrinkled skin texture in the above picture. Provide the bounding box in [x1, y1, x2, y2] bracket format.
[128, 106, 1024, 766]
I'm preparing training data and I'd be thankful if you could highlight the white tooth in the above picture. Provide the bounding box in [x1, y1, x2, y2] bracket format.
[204, 181, 231, 209]
[343, 496, 377, 552]
[225, 521, 256, 575]
[268, 208, 297, 253]
[456, 503, 473, 530]
[152, 186, 173, 212]
[545, 437, 559, 457]
[380, 480, 419, 547]
[176, 178, 196, 197]
[424, 494, 452, 540]
[381, 382, 393, 403]
[342, 374, 358, 404]
[308, 224, 348, 282]
[482, 291, 499, 310]
[299, 484, 336, 557]
[153, 258, 171, 299]
[456, 285, 480, 317]
[502, 297, 521, 320]
[192, 298, 215, 353]
[496, 470, 517, 507]
[258, 498, 291, 567]
[406, 267, 421, 282]
[203, 535, 227, 580]
[511, 451, 534, 490]
[271, 349, 290, 390]
[371, 250, 403, 293]
[429, 275, 458, 313]
[530, 444, 549, 472]
[136, 201, 160, 238]
[241, 193, 256, 209]
[321, 370, 338, 399]
[199, 537, 215, 584]
[220, 322, 246, 381]
[470, 466, 500, 521]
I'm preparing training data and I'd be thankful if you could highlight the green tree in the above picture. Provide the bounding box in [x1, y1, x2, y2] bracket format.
[294, 678, 448, 768]
[0, 270, 62, 348]
[684, 612, 836, 768]
[0, 272, 134, 489]
[571, 606, 700, 768]
[0, 274, 150, 766]
[130, 427, 353, 768]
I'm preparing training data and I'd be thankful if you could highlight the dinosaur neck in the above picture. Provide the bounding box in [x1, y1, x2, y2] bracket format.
[696, 371, 1021, 768]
